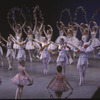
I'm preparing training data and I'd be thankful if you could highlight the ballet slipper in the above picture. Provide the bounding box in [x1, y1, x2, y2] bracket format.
[8, 66, 13, 71]
[79, 81, 82, 86]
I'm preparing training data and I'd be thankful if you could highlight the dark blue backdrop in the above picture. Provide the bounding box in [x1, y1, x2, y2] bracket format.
[0, 0, 100, 41]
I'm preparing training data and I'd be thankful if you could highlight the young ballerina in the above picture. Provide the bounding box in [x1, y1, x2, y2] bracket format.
[74, 36, 93, 86]
[57, 38, 69, 74]
[55, 21, 67, 44]
[51, 38, 69, 74]
[10, 34, 27, 63]
[47, 65, 73, 99]
[34, 37, 51, 75]
[64, 25, 74, 64]
[0, 35, 15, 70]
[89, 21, 100, 58]
[12, 23, 25, 58]
[11, 60, 33, 99]
[43, 24, 57, 50]
[23, 26, 35, 62]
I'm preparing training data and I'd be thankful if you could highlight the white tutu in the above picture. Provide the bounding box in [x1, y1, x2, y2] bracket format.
[86, 45, 94, 53]
[17, 49, 26, 61]
[40, 50, 51, 63]
[6, 49, 15, 60]
[33, 41, 41, 49]
[35, 34, 45, 42]
[57, 54, 69, 65]
[13, 43, 19, 49]
[77, 57, 88, 69]
[55, 36, 67, 43]
[72, 37, 79, 48]
[48, 43, 57, 50]
[26, 41, 35, 50]
[90, 38, 100, 47]
[66, 37, 79, 50]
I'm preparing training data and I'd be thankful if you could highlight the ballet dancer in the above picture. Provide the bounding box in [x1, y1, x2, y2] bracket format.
[74, 36, 93, 86]
[0, 35, 15, 70]
[34, 37, 51, 75]
[47, 65, 73, 99]
[89, 21, 100, 58]
[10, 34, 27, 63]
[11, 60, 33, 99]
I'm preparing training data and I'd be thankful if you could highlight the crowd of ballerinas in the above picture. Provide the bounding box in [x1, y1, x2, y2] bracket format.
[0, 5, 100, 99]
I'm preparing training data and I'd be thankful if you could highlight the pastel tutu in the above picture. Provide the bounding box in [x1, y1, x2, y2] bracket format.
[50, 74, 69, 92]
[11, 67, 32, 86]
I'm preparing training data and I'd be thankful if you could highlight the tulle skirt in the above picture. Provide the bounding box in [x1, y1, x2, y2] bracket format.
[11, 74, 31, 86]
[55, 36, 67, 43]
[26, 41, 35, 50]
[48, 43, 57, 50]
[50, 81, 69, 92]
[77, 57, 88, 69]
[16, 49, 26, 61]
[13, 43, 19, 49]
[6, 49, 15, 60]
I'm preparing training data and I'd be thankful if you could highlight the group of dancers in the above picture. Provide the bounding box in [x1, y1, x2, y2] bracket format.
[0, 5, 100, 99]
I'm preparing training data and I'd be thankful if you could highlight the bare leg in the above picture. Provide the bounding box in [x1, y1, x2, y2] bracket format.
[19, 86, 24, 99]
[63, 61, 66, 75]
[14, 49, 18, 58]
[28, 50, 33, 62]
[42, 58, 48, 75]
[79, 67, 83, 86]
[15, 86, 20, 99]
[8, 56, 13, 70]
[55, 92, 62, 99]
[93, 47, 96, 59]
[68, 51, 73, 64]
[82, 66, 86, 84]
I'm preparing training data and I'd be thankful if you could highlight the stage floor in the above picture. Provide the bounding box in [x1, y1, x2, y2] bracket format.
[0, 52, 100, 99]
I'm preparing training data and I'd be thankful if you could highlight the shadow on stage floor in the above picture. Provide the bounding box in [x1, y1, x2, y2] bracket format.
[92, 87, 100, 98]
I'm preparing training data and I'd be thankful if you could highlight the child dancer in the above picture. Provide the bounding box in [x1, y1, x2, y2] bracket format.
[47, 65, 73, 99]
[11, 60, 33, 99]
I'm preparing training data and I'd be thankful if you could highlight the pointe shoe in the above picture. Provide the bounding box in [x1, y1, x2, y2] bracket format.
[36, 55, 40, 59]
[8, 67, 13, 71]
[33, 55, 36, 58]
[79, 81, 82, 86]
[69, 58, 73, 64]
